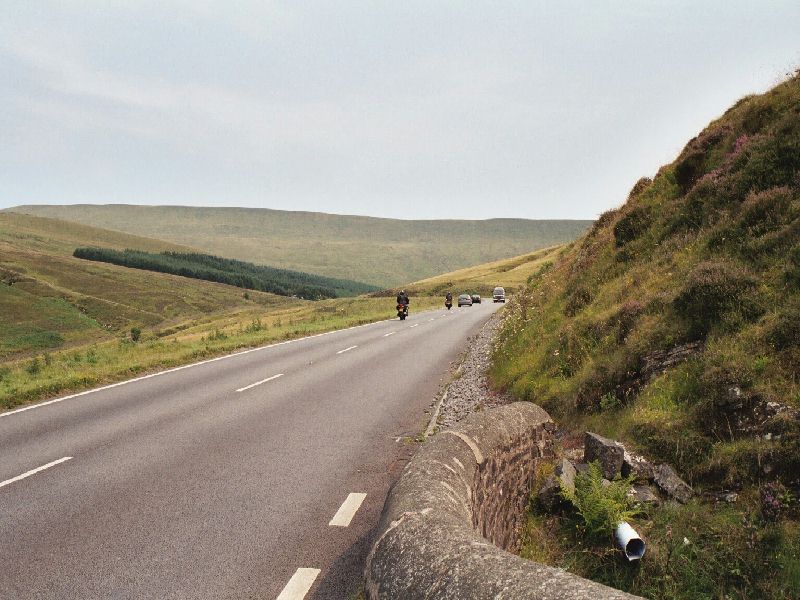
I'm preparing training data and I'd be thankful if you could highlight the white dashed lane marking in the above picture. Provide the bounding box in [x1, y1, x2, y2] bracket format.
[336, 345, 358, 355]
[275, 568, 320, 600]
[235, 373, 283, 392]
[410, 324, 419, 328]
[0, 457, 73, 490]
[328, 493, 367, 527]
[383, 332, 395, 337]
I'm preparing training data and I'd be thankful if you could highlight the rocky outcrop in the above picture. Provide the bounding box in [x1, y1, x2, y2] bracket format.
[365, 402, 644, 600]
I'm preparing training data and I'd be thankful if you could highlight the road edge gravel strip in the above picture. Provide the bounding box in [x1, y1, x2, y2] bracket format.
[364, 402, 644, 599]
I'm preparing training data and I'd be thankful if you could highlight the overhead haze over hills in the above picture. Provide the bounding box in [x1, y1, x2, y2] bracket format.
[7, 205, 591, 287]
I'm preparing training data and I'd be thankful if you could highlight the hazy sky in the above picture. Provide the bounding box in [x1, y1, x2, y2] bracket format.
[1, 2, 798, 220]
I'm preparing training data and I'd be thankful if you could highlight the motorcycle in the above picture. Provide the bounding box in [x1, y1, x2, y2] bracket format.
[397, 302, 409, 320]
[445, 298, 452, 310]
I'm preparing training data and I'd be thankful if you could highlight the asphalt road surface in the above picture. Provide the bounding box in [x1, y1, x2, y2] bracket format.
[1, 301, 502, 600]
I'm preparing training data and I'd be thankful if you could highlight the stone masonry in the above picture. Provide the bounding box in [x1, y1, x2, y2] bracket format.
[364, 402, 644, 600]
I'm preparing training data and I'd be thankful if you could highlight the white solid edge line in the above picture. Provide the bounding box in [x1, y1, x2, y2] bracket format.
[235, 373, 283, 393]
[0, 314, 409, 420]
[0, 456, 73, 489]
[383, 331, 395, 337]
[336, 345, 358, 354]
[275, 568, 321, 600]
[329, 492, 367, 527]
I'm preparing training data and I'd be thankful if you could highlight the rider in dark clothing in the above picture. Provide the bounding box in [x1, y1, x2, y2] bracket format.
[397, 290, 410, 306]
[445, 291, 452, 302]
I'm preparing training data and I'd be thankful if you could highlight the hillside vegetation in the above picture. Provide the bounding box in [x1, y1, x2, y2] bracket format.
[73, 248, 378, 299]
[493, 74, 800, 597]
[405, 244, 564, 297]
[0, 212, 440, 411]
[6, 205, 591, 287]
[0, 212, 292, 358]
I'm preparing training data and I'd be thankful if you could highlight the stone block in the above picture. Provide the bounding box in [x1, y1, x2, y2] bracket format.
[622, 451, 656, 482]
[583, 432, 624, 479]
[653, 464, 694, 503]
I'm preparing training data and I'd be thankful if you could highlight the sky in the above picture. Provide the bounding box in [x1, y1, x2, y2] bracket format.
[1, 2, 798, 220]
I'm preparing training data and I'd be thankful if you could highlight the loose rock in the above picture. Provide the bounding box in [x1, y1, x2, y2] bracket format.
[629, 485, 660, 506]
[584, 432, 624, 479]
[622, 451, 656, 482]
[653, 464, 694, 503]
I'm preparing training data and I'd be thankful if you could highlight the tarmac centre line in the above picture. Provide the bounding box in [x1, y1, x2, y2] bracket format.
[0, 457, 73, 490]
[336, 345, 358, 355]
[410, 324, 419, 328]
[275, 568, 320, 600]
[328, 492, 367, 527]
[383, 331, 395, 337]
[235, 373, 283, 393]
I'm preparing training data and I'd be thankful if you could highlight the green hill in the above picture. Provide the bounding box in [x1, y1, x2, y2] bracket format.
[5, 205, 591, 287]
[404, 244, 564, 297]
[0, 212, 293, 358]
[492, 74, 800, 597]
[73, 247, 377, 299]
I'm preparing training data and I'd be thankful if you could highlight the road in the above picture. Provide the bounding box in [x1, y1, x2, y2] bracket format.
[0, 301, 502, 599]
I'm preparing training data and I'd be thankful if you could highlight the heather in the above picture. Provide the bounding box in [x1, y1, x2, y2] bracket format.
[494, 73, 800, 597]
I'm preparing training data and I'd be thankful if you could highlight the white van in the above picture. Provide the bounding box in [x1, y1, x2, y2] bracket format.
[493, 287, 505, 303]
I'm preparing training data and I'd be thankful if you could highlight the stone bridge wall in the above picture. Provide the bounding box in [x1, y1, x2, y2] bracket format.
[364, 402, 644, 600]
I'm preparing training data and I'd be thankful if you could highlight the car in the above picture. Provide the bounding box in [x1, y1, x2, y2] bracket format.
[470, 294, 481, 304]
[493, 286, 506, 303]
[457, 293, 473, 307]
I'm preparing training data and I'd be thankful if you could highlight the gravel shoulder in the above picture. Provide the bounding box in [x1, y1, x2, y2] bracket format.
[433, 308, 511, 431]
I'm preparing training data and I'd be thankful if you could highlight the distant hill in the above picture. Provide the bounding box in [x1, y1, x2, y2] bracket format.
[0, 212, 293, 358]
[6, 205, 592, 287]
[404, 244, 564, 297]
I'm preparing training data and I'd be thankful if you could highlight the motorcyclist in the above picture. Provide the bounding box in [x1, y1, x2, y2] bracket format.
[445, 291, 452, 303]
[396, 289, 410, 306]
[396, 290, 410, 315]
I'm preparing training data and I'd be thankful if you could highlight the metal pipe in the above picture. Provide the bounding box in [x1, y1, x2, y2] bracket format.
[615, 522, 645, 561]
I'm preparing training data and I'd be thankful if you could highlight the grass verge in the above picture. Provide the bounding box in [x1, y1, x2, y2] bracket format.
[1, 295, 441, 411]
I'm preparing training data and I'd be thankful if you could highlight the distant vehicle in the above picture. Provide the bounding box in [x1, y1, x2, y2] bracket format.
[458, 293, 473, 307]
[471, 294, 481, 304]
[493, 287, 506, 303]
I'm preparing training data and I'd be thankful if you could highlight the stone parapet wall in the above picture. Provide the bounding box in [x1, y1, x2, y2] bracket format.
[365, 402, 644, 600]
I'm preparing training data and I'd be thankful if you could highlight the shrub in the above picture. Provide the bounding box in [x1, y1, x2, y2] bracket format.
[627, 176, 653, 200]
[674, 261, 760, 336]
[613, 300, 643, 343]
[561, 461, 638, 540]
[613, 206, 652, 247]
[564, 285, 593, 316]
[130, 327, 142, 342]
[675, 148, 707, 193]
[26, 358, 41, 376]
[767, 304, 800, 350]
[787, 246, 800, 287]
[732, 117, 800, 196]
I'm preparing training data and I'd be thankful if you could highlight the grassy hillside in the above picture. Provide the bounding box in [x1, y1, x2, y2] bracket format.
[73, 248, 378, 299]
[406, 244, 564, 297]
[5, 205, 591, 287]
[0, 212, 292, 358]
[492, 73, 800, 597]
[0, 211, 439, 411]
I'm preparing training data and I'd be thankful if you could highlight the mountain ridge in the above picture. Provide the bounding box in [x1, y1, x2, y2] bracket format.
[6, 204, 591, 287]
